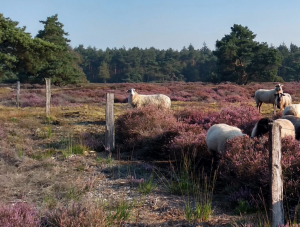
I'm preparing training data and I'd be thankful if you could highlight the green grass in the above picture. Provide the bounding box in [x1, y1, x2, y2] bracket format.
[106, 199, 133, 225]
[156, 152, 217, 223]
[138, 175, 157, 195]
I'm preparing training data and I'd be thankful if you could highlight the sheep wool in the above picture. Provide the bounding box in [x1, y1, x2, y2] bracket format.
[251, 118, 295, 139]
[275, 93, 292, 111]
[206, 123, 245, 154]
[281, 115, 300, 140]
[283, 104, 300, 117]
[127, 88, 171, 110]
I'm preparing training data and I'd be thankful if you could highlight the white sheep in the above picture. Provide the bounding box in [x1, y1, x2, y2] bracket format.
[281, 115, 300, 140]
[254, 84, 283, 114]
[275, 93, 292, 111]
[251, 118, 295, 139]
[206, 123, 245, 155]
[283, 104, 300, 117]
[127, 88, 171, 110]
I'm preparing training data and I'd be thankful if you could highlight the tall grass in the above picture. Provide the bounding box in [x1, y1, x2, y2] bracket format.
[156, 150, 217, 223]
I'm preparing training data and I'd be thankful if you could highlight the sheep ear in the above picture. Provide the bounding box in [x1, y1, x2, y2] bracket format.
[282, 93, 286, 96]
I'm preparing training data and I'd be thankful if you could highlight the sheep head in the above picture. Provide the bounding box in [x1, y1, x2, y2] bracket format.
[127, 88, 137, 95]
[256, 117, 273, 137]
[275, 84, 283, 93]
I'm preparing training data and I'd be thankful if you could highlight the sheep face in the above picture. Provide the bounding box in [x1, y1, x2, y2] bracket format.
[127, 88, 136, 95]
[255, 118, 273, 137]
[275, 84, 283, 93]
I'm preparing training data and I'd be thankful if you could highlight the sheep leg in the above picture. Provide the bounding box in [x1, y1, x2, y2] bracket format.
[257, 102, 262, 113]
[273, 103, 276, 115]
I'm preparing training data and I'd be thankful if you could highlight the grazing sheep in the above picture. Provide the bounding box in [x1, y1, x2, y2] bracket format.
[275, 93, 292, 111]
[283, 104, 300, 117]
[206, 123, 245, 155]
[251, 117, 295, 139]
[127, 88, 171, 110]
[254, 84, 283, 114]
[280, 115, 300, 140]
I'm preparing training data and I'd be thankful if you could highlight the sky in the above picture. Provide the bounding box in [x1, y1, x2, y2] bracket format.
[2, 0, 300, 51]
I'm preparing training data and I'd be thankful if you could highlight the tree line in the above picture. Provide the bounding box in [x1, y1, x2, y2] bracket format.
[1, 13, 300, 85]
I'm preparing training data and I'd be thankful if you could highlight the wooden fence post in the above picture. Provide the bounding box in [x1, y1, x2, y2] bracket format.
[105, 93, 115, 152]
[269, 122, 284, 227]
[45, 78, 51, 117]
[16, 81, 20, 108]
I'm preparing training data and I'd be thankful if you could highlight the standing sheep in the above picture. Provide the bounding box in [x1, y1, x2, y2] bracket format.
[275, 93, 292, 111]
[254, 84, 283, 114]
[283, 104, 300, 117]
[251, 117, 295, 139]
[206, 124, 245, 156]
[127, 88, 171, 110]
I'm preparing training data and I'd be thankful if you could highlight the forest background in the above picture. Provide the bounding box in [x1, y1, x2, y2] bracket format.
[1, 13, 300, 86]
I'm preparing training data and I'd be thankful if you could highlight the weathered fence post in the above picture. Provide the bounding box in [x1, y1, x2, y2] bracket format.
[269, 122, 284, 227]
[45, 78, 51, 117]
[105, 93, 115, 152]
[16, 81, 20, 108]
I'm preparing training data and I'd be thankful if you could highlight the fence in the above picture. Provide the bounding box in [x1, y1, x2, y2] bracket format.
[269, 122, 284, 227]
[12, 84, 287, 226]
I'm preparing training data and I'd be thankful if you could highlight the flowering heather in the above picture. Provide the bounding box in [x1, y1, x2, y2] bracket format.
[170, 96, 191, 102]
[115, 105, 178, 151]
[0, 202, 39, 227]
[115, 106, 177, 153]
[41, 203, 106, 227]
[180, 104, 261, 135]
[220, 135, 300, 208]
[114, 94, 127, 103]
[168, 124, 211, 161]
[20, 93, 45, 107]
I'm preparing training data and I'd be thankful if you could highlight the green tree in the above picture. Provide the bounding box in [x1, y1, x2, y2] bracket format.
[0, 14, 58, 82]
[213, 24, 282, 84]
[247, 43, 282, 82]
[98, 62, 110, 83]
[277, 43, 300, 81]
[35, 14, 86, 86]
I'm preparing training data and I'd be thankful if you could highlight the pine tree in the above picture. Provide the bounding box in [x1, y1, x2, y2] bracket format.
[98, 62, 110, 83]
[0, 14, 58, 81]
[35, 14, 86, 86]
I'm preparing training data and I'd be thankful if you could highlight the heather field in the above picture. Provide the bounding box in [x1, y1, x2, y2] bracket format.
[1, 82, 300, 226]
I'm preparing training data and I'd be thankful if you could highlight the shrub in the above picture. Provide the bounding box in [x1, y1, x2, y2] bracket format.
[20, 93, 45, 107]
[41, 203, 106, 227]
[220, 135, 300, 212]
[80, 132, 103, 152]
[0, 202, 39, 227]
[168, 123, 211, 162]
[115, 105, 178, 150]
[182, 104, 261, 135]
[219, 135, 269, 196]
